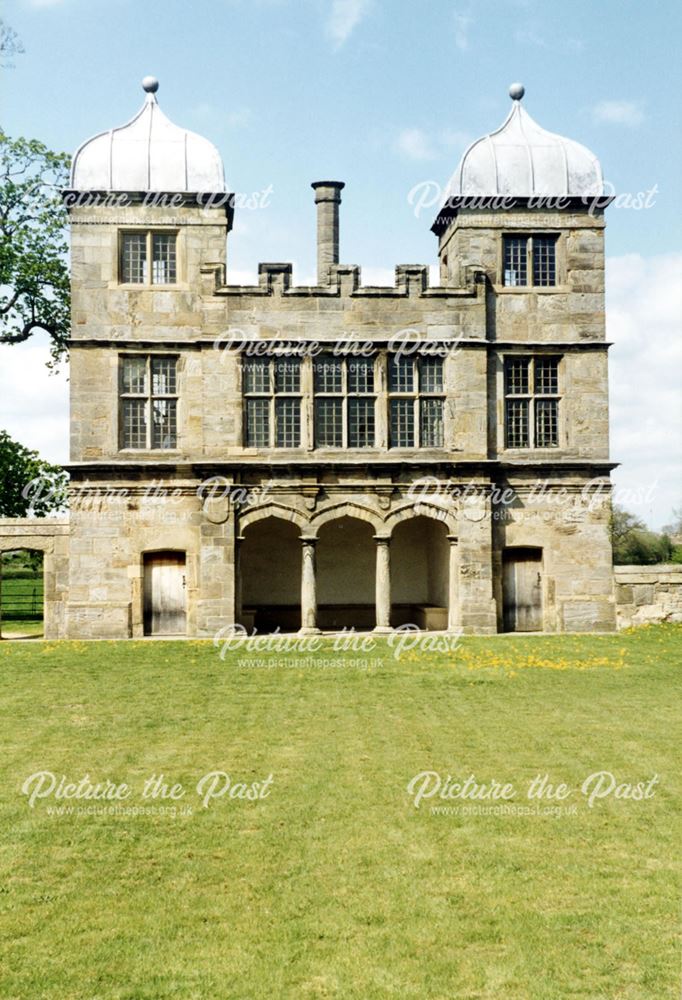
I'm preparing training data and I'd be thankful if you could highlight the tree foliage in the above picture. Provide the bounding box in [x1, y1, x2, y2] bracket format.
[0, 19, 24, 68]
[0, 132, 71, 367]
[610, 504, 673, 565]
[661, 505, 682, 539]
[0, 430, 68, 518]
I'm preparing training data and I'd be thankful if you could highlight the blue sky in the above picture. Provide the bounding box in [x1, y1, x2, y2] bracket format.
[1, 0, 681, 527]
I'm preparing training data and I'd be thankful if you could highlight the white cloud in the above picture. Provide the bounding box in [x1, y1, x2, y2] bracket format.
[395, 128, 436, 161]
[395, 126, 471, 163]
[226, 107, 252, 128]
[0, 333, 69, 466]
[440, 128, 473, 152]
[453, 9, 473, 51]
[326, 0, 371, 48]
[607, 253, 682, 529]
[226, 267, 259, 285]
[361, 266, 395, 286]
[514, 27, 546, 47]
[592, 100, 644, 127]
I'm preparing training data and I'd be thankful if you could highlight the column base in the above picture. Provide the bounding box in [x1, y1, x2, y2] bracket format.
[373, 625, 393, 634]
[299, 626, 322, 636]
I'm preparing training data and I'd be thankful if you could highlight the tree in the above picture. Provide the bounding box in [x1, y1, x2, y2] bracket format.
[0, 430, 68, 518]
[661, 505, 682, 539]
[610, 503, 673, 565]
[0, 132, 71, 367]
[661, 505, 682, 564]
[0, 20, 24, 68]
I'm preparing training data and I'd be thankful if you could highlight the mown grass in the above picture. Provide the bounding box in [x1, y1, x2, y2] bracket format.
[0, 570, 44, 636]
[0, 625, 680, 999]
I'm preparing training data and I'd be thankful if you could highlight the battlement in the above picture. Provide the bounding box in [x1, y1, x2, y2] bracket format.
[199, 262, 486, 299]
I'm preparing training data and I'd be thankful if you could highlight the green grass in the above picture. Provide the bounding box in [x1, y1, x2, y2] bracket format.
[0, 620, 44, 638]
[0, 570, 44, 628]
[0, 626, 680, 999]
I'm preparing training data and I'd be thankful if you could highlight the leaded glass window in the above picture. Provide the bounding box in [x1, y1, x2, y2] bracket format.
[152, 233, 177, 284]
[243, 357, 302, 448]
[388, 355, 444, 448]
[120, 231, 177, 285]
[504, 356, 560, 448]
[119, 355, 178, 449]
[503, 236, 528, 287]
[313, 355, 376, 448]
[503, 235, 558, 287]
[533, 236, 557, 286]
[120, 233, 147, 284]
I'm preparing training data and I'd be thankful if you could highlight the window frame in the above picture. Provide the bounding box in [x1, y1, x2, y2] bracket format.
[242, 356, 303, 449]
[387, 354, 445, 449]
[119, 353, 179, 451]
[503, 354, 561, 449]
[119, 229, 179, 286]
[239, 352, 450, 452]
[501, 233, 559, 288]
[313, 354, 377, 449]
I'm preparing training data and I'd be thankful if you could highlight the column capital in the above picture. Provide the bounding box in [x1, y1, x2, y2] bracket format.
[373, 535, 391, 544]
[447, 534, 459, 545]
[300, 535, 317, 546]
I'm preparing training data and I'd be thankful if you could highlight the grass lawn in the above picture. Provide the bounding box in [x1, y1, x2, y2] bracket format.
[0, 625, 680, 999]
[0, 621, 44, 639]
[0, 569, 44, 639]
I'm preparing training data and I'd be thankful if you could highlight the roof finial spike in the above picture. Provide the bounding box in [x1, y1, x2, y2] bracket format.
[142, 75, 159, 95]
[509, 82, 525, 101]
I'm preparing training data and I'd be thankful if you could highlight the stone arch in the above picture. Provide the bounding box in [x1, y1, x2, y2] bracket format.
[390, 514, 452, 631]
[238, 503, 309, 535]
[315, 514, 377, 630]
[385, 501, 456, 536]
[311, 501, 384, 535]
[0, 537, 53, 553]
[239, 514, 302, 632]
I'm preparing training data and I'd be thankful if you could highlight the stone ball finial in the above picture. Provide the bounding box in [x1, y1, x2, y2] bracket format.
[509, 82, 525, 101]
[142, 76, 159, 94]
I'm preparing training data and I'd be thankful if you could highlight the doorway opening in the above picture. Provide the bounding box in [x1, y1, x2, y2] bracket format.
[143, 551, 187, 636]
[391, 517, 449, 630]
[503, 547, 543, 632]
[0, 550, 44, 639]
[240, 518, 301, 633]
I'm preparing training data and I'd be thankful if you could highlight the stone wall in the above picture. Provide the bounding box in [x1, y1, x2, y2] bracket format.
[0, 519, 70, 639]
[614, 565, 682, 628]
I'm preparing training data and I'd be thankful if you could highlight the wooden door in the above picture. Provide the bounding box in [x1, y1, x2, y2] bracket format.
[144, 553, 186, 635]
[503, 549, 543, 632]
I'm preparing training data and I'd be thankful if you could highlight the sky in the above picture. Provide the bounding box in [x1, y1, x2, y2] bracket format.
[0, 0, 680, 528]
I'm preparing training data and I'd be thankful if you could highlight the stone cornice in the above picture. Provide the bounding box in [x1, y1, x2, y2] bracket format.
[65, 458, 618, 478]
[66, 338, 613, 350]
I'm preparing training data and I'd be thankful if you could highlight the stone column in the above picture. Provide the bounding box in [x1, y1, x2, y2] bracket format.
[235, 535, 244, 626]
[311, 181, 344, 284]
[447, 534, 459, 631]
[300, 536, 319, 633]
[374, 536, 392, 632]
